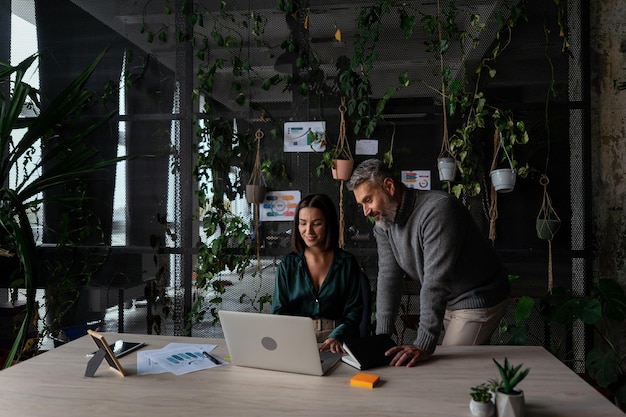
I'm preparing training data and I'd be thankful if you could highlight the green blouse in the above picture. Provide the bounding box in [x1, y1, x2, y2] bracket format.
[271, 249, 364, 341]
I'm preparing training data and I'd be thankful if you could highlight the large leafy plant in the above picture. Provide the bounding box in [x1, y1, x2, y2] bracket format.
[0, 50, 121, 367]
[499, 278, 626, 406]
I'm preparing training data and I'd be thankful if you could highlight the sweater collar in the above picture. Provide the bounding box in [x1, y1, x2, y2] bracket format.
[394, 185, 416, 227]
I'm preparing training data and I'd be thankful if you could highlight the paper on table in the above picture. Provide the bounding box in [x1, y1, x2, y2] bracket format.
[137, 343, 227, 376]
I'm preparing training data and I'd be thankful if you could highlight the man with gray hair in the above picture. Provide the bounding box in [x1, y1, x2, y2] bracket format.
[347, 159, 510, 367]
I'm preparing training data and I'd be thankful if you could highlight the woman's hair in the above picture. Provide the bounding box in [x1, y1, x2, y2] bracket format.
[346, 158, 399, 191]
[292, 193, 339, 252]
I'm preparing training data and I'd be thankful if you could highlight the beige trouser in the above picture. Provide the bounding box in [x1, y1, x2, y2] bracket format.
[441, 298, 509, 346]
[313, 318, 337, 342]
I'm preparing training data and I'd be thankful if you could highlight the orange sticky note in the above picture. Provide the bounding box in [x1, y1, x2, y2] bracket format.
[350, 372, 380, 388]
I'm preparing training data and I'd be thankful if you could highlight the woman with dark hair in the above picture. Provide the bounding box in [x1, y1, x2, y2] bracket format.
[271, 193, 363, 353]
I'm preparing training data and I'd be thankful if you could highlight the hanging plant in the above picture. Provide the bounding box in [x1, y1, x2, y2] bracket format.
[331, 97, 354, 182]
[536, 175, 561, 292]
[246, 129, 267, 204]
[489, 130, 517, 194]
[330, 97, 353, 249]
[487, 129, 513, 242]
[433, 0, 457, 187]
[246, 128, 267, 304]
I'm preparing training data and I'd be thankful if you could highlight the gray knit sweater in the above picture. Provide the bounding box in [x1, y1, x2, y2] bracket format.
[374, 187, 510, 354]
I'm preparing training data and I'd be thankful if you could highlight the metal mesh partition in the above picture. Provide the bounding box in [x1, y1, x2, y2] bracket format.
[567, 0, 590, 374]
[69, 1, 590, 357]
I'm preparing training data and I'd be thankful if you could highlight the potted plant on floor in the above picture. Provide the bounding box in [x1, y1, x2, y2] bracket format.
[493, 357, 530, 417]
[1, 50, 123, 367]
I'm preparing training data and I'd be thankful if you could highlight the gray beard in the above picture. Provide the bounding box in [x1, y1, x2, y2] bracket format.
[375, 197, 398, 230]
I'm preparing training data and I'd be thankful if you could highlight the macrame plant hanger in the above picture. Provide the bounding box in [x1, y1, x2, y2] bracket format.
[249, 128, 266, 275]
[335, 99, 351, 249]
[488, 129, 501, 241]
[435, 0, 455, 193]
[487, 128, 516, 241]
[536, 174, 561, 292]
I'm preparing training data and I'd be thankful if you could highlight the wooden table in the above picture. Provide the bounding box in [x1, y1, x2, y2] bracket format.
[0, 333, 622, 417]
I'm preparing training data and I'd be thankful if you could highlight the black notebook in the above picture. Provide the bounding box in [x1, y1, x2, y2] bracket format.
[341, 334, 397, 370]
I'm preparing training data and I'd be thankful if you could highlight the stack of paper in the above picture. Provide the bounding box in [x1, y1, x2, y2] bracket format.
[137, 342, 227, 376]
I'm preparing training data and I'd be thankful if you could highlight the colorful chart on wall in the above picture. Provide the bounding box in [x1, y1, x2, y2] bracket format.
[402, 170, 431, 190]
[260, 191, 301, 221]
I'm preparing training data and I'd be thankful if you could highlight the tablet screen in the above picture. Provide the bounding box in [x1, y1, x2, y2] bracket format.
[111, 340, 146, 358]
[90, 340, 145, 358]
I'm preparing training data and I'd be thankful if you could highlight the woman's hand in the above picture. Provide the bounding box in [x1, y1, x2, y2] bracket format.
[319, 338, 344, 353]
[385, 344, 431, 367]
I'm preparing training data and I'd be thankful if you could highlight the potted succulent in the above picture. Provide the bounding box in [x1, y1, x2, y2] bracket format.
[469, 383, 495, 417]
[493, 357, 530, 417]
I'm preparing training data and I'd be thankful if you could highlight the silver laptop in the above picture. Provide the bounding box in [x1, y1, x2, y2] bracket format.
[218, 310, 342, 376]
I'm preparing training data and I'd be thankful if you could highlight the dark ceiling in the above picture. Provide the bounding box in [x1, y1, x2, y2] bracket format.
[65, 0, 516, 115]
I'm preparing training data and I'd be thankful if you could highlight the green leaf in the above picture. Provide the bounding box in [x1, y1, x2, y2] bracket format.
[235, 93, 246, 105]
[586, 348, 620, 387]
[298, 83, 309, 96]
[398, 71, 409, 87]
[514, 296, 534, 325]
[574, 297, 602, 324]
[506, 324, 528, 345]
[596, 278, 626, 321]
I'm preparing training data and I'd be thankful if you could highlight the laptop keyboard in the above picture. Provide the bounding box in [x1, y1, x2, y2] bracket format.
[319, 351, 342, 372]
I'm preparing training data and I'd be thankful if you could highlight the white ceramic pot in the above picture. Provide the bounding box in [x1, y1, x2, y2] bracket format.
[495, 389, 526, 417]
[469, 399, 495, 417]
[437, 157, 457, 182]
[490, 168, 516, 193]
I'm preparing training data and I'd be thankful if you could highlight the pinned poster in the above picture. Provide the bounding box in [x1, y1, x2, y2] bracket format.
[402, 170, 431, 190]
[355, 139, 378, 155]
[260, 190, 301, 221]
[284, 121, 326, 152]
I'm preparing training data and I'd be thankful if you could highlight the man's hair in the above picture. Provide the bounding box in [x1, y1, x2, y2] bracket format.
[347, 158, 398, 191]
[291, 193, 339, 252]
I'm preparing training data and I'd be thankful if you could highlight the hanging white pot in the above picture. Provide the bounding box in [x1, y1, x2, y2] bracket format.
[495, 389, 526, 417]
[490, 130, 517, 193]
[490, 168, 516, 193]
[437, 157, 456, 182]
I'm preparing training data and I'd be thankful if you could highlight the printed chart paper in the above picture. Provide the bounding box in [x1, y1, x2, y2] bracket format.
[402, 170, 431, 190]
[260, 190, 301, 221]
